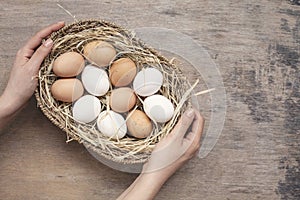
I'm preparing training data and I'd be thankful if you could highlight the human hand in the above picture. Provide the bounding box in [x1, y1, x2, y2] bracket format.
[0, 21, 65, 117]
[117, 108, 204, 200]
[142, 108, 204, 179]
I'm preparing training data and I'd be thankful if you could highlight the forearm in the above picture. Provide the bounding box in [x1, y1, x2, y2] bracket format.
[116, 175, 141, 200]
[117, 172, 168, 200]
[0, 92, 20, 129]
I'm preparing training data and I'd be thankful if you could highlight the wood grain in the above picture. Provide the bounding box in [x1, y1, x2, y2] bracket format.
[0, 0, 299, 199]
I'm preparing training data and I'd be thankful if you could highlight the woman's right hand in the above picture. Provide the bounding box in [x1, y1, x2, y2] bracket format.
[142, 108, 205, 179]
[117, 108, 204, 200]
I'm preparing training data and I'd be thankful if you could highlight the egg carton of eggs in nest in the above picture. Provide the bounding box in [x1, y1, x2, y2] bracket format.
[50, 40, 175, 140]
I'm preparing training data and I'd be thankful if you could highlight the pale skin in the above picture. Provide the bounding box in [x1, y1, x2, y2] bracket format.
[0, 22, 205, 200]
[117, 109, 204, 200]
[0, 21, 65, 129]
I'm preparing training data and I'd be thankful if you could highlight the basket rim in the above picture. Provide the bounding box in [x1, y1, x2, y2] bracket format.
[35, 19, 193, 164]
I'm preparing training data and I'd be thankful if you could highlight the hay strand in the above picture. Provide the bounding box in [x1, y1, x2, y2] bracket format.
[35, 19, 197, 164]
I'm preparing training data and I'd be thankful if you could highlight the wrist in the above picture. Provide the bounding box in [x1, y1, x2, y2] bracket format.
[142, 160, 178, 183]
[139, 171, 168, 189]
[0, 91, 21, 118]
[120, 172, 167, 200]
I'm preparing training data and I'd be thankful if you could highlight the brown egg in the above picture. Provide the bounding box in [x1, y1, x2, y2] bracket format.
[109, 58, 137, 87]
[51, 78, 84, 102]
[110, 87, 136, 113]
[83, 41, 116, 67]
[126, 110, 153, 139]
[52, 52, 85, 77]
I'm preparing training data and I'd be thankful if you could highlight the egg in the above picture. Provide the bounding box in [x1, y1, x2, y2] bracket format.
[97, 110, 127, 139]
[52, 52, 85, 77]
[143, 95, 174, 123]
[72, 95, 102, 123]
[126, 110, 153, 139]
[109, 58, 137, 87]
[110, 87, 136, 113]
[133, 68, 163, 97]
[51, 78, 84, 102]
[83, 41, 116, 67]
[81, 64, 110, 96]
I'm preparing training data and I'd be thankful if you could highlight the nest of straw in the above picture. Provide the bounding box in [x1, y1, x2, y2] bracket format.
[35, 19, 195, 164]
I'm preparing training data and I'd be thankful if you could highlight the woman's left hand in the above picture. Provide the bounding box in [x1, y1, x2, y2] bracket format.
[1, 21, 65, 116]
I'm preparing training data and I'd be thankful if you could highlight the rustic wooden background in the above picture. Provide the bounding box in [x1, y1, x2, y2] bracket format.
[0, 0, 299, 199]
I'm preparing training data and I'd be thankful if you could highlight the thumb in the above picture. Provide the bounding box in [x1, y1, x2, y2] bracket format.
[170, 108, 195, 139]
[27, 38, 53, 74]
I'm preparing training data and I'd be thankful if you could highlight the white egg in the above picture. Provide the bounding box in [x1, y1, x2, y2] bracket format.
[133, 68, 163, 97]
[72, 95, 102, 123]
[143, 95, 174, 123]
[82, 64, 110, 96]
[97, 110, 127, 139]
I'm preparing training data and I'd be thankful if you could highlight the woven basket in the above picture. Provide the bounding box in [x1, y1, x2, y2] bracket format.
[35, 19, 195, 164]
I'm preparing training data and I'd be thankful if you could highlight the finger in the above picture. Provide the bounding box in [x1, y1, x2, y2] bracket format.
[184, 111, 205, 151]
[26, 38, 53, 74]
[23, 21, 65, 51]
[14, 48, 33, 66]
[190, 111, 205, 143]
[169, 108, 195, 139]
[185, 111, 205, 143]
[14, 22, 64, 67]
[183, 131, 200, 158]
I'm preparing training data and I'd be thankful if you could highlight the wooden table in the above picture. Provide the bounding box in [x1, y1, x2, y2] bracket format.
[0, 1, 299, 199]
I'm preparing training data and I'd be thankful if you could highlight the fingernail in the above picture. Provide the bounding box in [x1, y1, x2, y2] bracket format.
[58, 21, 65, 25]
[43, 38, 53, 47]
[186, 109, 194, 117]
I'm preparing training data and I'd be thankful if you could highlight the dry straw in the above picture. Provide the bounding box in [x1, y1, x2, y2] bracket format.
[35, 19, 198, 164]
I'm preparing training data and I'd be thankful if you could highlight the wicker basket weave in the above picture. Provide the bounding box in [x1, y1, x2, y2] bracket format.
[35, 19, 195, 164]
